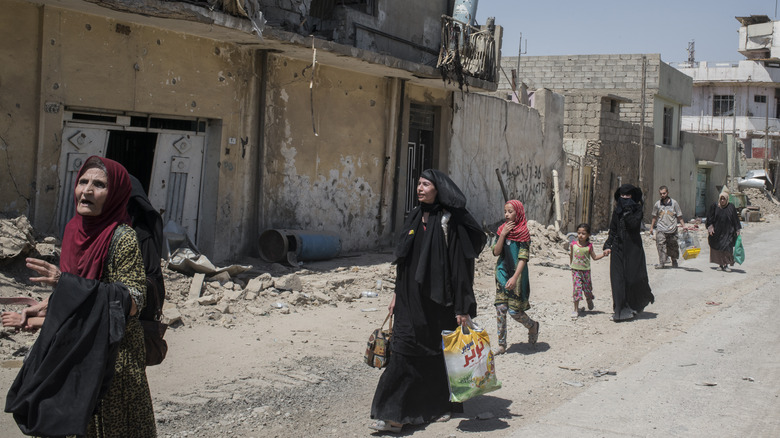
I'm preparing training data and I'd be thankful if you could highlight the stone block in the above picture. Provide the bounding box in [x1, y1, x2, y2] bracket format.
[162, 308, 182, 326]
[197, 295, 218, 306]
[216, 302, 231, 314]
[223, 288, 245, 301]
[210, 271, 231, 285]
[275, 273, 302, 291]
[188, 273, 206, 300]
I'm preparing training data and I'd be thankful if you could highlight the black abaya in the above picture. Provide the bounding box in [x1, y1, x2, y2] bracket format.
[604, 185, 654, 320]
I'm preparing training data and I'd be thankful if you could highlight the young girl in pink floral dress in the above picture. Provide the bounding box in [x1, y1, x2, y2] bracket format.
[569, 223, 608, 319]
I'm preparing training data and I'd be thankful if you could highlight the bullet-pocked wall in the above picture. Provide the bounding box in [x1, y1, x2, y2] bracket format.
[0, 1, 263, 262]
[261, 55, 390, 251]
[0, 2, 41, 217]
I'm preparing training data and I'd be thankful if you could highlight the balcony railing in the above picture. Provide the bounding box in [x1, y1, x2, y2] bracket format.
[682, 115, 780, 136]
[437, 15, 497, 89]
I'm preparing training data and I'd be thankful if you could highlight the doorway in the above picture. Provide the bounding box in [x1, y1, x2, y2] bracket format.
[695, 168, 709, 217]
[404, 104, 436, 214]
[106, 131, 157, 194]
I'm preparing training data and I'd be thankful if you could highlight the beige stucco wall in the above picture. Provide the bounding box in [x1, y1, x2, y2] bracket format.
[0, 1, 41, 216]
[449, 90, 565, 229]
[0, 1, 262, 261]
[261, 56, 391, 251]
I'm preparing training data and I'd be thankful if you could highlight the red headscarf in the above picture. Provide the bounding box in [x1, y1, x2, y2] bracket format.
[60, 156, 132, 280]
[497, 199, 530, 242]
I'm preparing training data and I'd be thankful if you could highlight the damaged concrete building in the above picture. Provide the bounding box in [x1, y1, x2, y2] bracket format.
[675, 15, 780, 196]
[1, 0, 568, 261]
[499, 54, 727, 229]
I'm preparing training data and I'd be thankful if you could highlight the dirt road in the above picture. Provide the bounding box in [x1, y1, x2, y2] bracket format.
[1, 220, 778, 437]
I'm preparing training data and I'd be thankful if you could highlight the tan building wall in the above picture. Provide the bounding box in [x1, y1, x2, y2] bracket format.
[0, 1, 262, 261]
[261, 56, 391, 249]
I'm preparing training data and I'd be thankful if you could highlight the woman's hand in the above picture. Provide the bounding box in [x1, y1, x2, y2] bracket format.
[707, 225, 715, 236]
[26, 258, 61, 286]
[1, 311, 23, 329]
[456, 314, 470, 327]
[603, 249, 611, 256]
[388, 293, 396, 314]
[505, 275, 518, 291]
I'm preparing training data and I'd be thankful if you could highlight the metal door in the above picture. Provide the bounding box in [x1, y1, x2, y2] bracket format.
[695, 168, 708, 217]
[147, 133, 205, 241]
[56, 127, 110, 236]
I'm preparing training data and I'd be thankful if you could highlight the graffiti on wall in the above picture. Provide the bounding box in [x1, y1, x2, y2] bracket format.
[500, 161, 548, 204]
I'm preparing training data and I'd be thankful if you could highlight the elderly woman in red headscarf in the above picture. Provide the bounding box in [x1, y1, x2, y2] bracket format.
[491, 199, 539, 355]
[6, 156, 156, 437]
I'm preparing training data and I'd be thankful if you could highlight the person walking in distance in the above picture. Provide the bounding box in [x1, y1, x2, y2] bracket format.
[650, 186, 685, 268]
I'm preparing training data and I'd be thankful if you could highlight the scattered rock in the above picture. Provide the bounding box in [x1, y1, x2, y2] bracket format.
[223, 288, 244, 301]
[210, 271, 231, 285]
[197, 295, 218, 306]
[0, 216, 36, 262]
[275, 274, 302, 292]
[163, 308, 183, 325]
[246, 306, 267, 316]
[216, 302, 231, 314]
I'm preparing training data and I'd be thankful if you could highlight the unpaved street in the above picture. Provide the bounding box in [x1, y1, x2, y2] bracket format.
[2, 220, 779, 437]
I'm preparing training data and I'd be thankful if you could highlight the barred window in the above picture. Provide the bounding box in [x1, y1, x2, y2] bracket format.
[713, 95, 734, 116]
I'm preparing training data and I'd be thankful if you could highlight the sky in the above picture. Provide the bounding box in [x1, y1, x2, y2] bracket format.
[475, 0, 779, 64]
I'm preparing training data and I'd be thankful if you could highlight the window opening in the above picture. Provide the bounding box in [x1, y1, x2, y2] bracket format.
[662, 106, 674, 146]
[755, 95, 767, 103]
[713, 95, 734, 116]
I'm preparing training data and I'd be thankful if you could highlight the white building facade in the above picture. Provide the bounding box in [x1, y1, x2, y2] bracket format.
[676, 15, 780, 160]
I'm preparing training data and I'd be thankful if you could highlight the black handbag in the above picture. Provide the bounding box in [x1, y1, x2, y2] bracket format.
[140, 277, 168, 366]
[140, 319, 168, 366]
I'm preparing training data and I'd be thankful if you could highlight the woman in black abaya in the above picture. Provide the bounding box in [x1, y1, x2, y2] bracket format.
[603, 184, 654, 321]
[369, 169, 486, 433]
[706, 187, 741, 271]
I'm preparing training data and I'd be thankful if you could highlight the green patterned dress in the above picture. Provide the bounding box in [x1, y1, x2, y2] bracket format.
[86, 224, 157, 437]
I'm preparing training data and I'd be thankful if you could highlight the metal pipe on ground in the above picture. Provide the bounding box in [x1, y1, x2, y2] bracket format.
[259, 229, 341, 265]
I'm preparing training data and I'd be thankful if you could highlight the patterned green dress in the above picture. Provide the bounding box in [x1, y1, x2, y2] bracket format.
[86, 224, 156, 437]
[494, 239, 531, 312]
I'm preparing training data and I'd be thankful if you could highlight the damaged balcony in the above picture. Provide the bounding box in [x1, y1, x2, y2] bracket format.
[63, 0, 499, 91]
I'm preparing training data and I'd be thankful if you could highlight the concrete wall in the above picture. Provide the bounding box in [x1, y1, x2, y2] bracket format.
[261, 56, 391, 251]
[0, 2, 40, 215]
[653, 132, 727, 219]
[0, 1, 262, 261]
[658, 62, 692, 105]
[448, 90, 565, 230]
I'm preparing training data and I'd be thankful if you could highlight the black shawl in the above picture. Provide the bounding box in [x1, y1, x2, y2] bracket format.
[394, 169, 486, 314]
[5, 273, 133, 437]
[128, 175, 166, 320]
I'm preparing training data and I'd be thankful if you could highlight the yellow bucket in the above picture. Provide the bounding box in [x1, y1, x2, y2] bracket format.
[682, 247, 701, 260]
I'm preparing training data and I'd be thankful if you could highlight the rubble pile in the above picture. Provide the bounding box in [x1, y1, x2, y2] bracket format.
[743, 188, 780, 218]
[160, 262, 397, 327]
[527, 220, 569, 259]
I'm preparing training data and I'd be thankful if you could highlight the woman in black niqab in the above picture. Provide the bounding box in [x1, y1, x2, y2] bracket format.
[603, 184, 654, 321]
[370, 169, 486, 433]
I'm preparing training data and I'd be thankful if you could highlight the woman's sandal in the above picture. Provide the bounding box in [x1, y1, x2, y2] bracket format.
[528, 321, 540, 344]
[435, 412, 452, 422]
[369, 420, 402, 433]
[494, 345, 506, 355]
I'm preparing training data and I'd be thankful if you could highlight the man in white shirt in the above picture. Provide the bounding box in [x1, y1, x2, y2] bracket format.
[650, 186, 685, 268]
